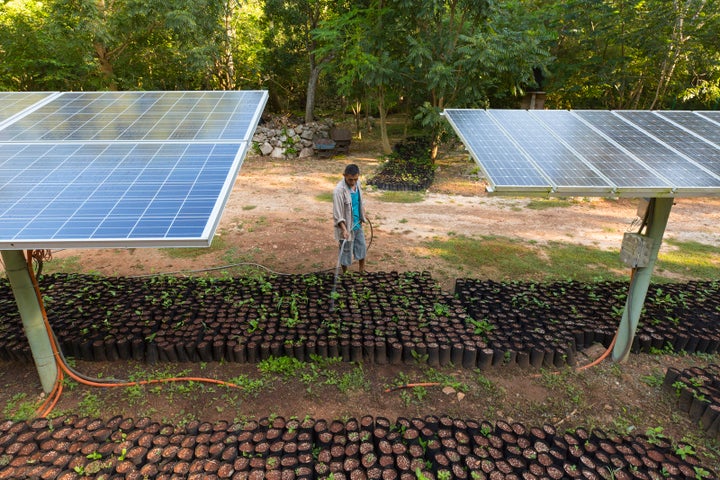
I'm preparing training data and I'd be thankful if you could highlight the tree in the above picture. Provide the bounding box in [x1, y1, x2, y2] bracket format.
[544, 0, 720, 110]
[398, 0, 554, 158]
[263, 0, 348, 122]
[0, 0, 94, 90]
[314, 2, 403, 153]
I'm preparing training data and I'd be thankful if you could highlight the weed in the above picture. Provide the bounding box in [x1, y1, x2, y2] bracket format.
[258, 356, 305, 378]
[228, 374, 266, 397]
[2, 393, 39, 421]
[467, 317, 495, 338]
[77, 391, 103, 417]
[675, 444, 696, 460]
[645, 426, 667, 445]
[338, 364, 369, 393]
[640, 370, 665, 387]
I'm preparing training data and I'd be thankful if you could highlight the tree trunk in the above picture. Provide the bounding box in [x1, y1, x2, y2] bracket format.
[305, 61, 320, 124]
[94, 42, 116, 90]
[221, 0, 237, 90]
[377, 87, 392, 155]
[650, 0, 706, 109]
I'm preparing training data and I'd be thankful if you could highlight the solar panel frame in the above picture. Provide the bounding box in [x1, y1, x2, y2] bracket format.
[0, 90, 268, 249]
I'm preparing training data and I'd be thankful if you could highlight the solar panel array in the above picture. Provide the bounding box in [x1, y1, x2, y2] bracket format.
[0, 91, 268, 249]
[443, 109, 720, 197]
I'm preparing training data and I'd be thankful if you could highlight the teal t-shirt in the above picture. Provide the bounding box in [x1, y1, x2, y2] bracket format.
[350, 188, 360, 231]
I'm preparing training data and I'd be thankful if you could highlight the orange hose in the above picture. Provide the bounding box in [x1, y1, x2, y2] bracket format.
[533, 268, 634, 378]
[575, 329, 618, 371]
[26, 250, 242, 418]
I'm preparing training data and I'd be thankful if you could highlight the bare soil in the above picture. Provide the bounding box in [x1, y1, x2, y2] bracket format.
[2, 139, 720, 471]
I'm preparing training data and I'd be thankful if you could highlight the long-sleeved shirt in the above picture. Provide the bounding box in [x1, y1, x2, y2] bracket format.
[332, 178, 365, 241]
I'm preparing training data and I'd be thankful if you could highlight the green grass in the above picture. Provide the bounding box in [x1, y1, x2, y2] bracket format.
[424, 234, 720, 282]
[424, 235, 625, 282]
[42, 255, 83, 274]
[159, 234, 228, 259]
[315, 192, 333, 202]
[377, 190, 425, 203]
[526, 198, 576, 210]
[2, 393, 39, 421]
[657, 239, 720, 279]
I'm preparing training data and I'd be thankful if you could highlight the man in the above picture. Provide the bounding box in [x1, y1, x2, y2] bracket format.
[332, 164, 367, 273]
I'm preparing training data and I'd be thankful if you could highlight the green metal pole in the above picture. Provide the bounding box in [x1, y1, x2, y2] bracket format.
[1, 250, 58, 392]
[612, 197, 675, 362]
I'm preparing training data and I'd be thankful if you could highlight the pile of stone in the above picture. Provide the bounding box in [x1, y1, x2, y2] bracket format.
[252, 116, 334, 158]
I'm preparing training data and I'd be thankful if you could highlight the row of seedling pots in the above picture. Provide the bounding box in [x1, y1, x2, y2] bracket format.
[0, 414, 711, 479]
[663, 363, 720, 440]
[456, 278, 720, 354]
[1, 274, 719, 369]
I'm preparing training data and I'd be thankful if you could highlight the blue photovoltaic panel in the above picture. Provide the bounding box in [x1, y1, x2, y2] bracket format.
[0, 90, 266, 142]
[0, 142, 244, 246]
[602, 111, 720, 190]
[0, 90, 268, 249]
[442, 110, 550, 192]
[698, 111, 720, 124]
[658, 111, 720, 146]
[443, 108, 720, 197]
[489, 110, 610, 193]
[531, 110, 667, 192]
[0, 92, 58, 124]
[649, 111, 720, 179]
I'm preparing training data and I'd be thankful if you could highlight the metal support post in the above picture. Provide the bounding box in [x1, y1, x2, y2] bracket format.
[612, 197, 674, 362]
[1, 250, 57, 392]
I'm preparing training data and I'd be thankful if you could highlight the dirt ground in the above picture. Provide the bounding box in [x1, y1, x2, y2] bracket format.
[2, 140, 720, 472]
[46, 146, 720, 291]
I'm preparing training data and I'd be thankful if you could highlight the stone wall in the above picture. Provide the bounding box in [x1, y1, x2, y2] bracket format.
[252, 117, 334, 158]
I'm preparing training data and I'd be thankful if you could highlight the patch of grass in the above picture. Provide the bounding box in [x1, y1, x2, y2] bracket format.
[2, 393, 39, 421]
[657, 239, 720, 279]
[377, 191, 425, 203]
[526, 198, 575, 210]
[77, 391, 103, 418]
[641, 370, 665, 388]
[42, 255, 83, 274]
[242, 205, 257, 210]
[160, 234, 227, 259]
[315, 192, 334, 202]
[424, 235, 625, 282]
[337, 364, 370, 393]
[228, 374, 267, 397]
[258, 356, 306, 378]
[544, 241, 623, 281]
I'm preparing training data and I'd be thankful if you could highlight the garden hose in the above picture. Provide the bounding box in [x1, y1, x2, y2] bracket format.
[329, 217, 369, 312]
[129, 217, 375, 279]
[24, 250, 243, 419]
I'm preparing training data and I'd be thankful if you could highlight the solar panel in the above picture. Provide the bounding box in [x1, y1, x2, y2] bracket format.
[0, 92, 58, 126]
[444, 108, 720, 198]
[602, 111, 720, 192]
[489, 110, 611, 195]
[0, 91, 265, 142]
[0, 91, 268, 249]
[533, 110, 670, 194]
[442, 110, 551, 193]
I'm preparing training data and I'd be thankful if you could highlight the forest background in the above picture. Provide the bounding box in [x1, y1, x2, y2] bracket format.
[2, 0, 720, 152]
